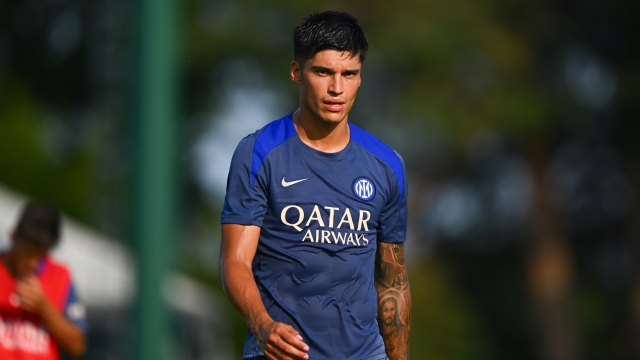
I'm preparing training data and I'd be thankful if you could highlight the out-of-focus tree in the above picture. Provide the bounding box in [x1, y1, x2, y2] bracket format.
[182, 0, 639, 359]
[1, 0, 638, 358]
[0, 72, 93, 220]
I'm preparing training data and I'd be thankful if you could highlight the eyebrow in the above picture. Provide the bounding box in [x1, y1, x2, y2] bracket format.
[310, 66, 360, 75]
[310, 66, 332, 73]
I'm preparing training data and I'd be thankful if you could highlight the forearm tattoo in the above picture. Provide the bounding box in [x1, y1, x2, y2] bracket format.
[392, 244, 405, 265]
[375, 243, 411, 360]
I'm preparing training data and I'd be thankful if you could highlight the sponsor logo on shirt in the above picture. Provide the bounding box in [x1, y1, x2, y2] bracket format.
[281, 205, 372, 246]
[0, 317, 50, 354]
[281, 177, 308, 187]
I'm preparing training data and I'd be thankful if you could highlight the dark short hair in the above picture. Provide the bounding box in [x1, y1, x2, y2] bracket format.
[293, 11, 369, 65]
[15, 201, 61, 248]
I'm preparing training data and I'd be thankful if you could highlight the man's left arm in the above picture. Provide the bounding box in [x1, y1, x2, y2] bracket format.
[375, 242, 411, 360]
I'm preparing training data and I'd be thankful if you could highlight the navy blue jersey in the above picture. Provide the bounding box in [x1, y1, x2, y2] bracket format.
[222, 113, 407, 360]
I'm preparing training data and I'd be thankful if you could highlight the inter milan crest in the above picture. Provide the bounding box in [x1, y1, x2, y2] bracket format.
[352, 177, 375, 201]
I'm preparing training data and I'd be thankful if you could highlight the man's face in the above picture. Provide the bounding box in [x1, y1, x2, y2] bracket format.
[291, 50, 362, 125]
[382, 300, 397, 326]
[8, 236, 48, 278]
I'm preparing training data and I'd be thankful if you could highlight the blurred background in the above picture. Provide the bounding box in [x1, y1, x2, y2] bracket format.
[0, 0, 639, 359]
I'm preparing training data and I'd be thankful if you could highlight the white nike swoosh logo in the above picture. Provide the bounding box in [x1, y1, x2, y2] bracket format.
[282, 177, 308, 187]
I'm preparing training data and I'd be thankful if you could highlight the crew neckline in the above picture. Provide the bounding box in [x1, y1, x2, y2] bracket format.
[288, 115, 354, 161]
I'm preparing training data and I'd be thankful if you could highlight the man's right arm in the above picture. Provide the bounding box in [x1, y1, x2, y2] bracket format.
[16, 277, 86, 357]
[220, 224, 309, 360]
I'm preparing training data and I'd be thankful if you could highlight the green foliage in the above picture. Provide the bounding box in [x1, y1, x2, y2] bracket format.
[409, 258, 495, 359]
[2, 0, 637, 357]
[185, 0, 555, 151]
[0, 72, 93, 221]
[362, 0, 550, 144]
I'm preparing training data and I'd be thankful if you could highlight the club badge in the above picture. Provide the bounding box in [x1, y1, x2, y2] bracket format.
[352, 177, 375, 201]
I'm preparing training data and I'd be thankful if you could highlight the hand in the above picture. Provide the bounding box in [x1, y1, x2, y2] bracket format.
[16, 276, 47, 315]
[255, 319, 309, 360]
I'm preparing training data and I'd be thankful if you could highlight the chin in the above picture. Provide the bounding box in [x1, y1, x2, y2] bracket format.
[320, 112, 347, 124]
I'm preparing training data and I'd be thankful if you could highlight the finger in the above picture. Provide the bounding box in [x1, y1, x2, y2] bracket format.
[16, 279, 33, 291]
[19, 275, 34, 284]
[15, 284, 33, 298]
[266, 344, 303, 360]
[18, 291, 34, 303]
[264, 343, 288, 360]
[26, 276, 40, 288]
[15, 285, 28, 298]
[264, 328, 308, 360]
[278, 343, 309, 359]
[274, 336, 308, 359]
[262, 322, 309, 359]
[284, 324, 300, 336]
[282, 325, 309, 352]
[18, 298, 34, 311]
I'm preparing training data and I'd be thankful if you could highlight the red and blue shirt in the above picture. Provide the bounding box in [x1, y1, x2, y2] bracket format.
[0, 255, 87, 360]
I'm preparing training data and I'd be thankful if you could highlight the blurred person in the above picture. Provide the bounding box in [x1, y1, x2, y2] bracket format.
[220, 10, 411, 360]
[0, 201, 87, 359]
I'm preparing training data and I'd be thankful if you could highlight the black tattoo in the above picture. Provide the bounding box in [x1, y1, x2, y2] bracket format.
[375, 242, 411, 360]
[391, 244, 405, 265]
[392, 269, 408, 290]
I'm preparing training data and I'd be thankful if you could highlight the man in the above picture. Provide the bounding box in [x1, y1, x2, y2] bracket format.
[220, 11, 411, 360]
[0, 201, 87, 359]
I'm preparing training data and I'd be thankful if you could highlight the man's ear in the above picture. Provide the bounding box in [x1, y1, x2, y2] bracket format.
[290, 60, 302, 84]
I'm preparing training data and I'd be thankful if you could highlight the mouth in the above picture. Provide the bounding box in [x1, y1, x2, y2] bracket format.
[323, 99, 345, 112]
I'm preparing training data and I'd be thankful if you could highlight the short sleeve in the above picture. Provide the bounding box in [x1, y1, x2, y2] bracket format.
[377, 151, 408, 243]
[64, 282, 88, 332]
[221, 135, 269, 226]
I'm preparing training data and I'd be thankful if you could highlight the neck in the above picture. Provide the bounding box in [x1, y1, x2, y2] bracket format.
[292, 109, 350, 153]
[1, 253, 17, 277]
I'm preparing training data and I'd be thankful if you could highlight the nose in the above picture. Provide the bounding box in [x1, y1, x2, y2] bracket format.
[328, 74, 344, 95]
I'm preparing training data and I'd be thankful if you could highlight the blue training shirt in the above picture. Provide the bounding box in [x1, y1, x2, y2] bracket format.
[221, 113, 408, 360]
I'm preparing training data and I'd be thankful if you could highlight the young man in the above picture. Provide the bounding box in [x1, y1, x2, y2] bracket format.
[0, 201, 87, 359]
[220, 11, 411, 360]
